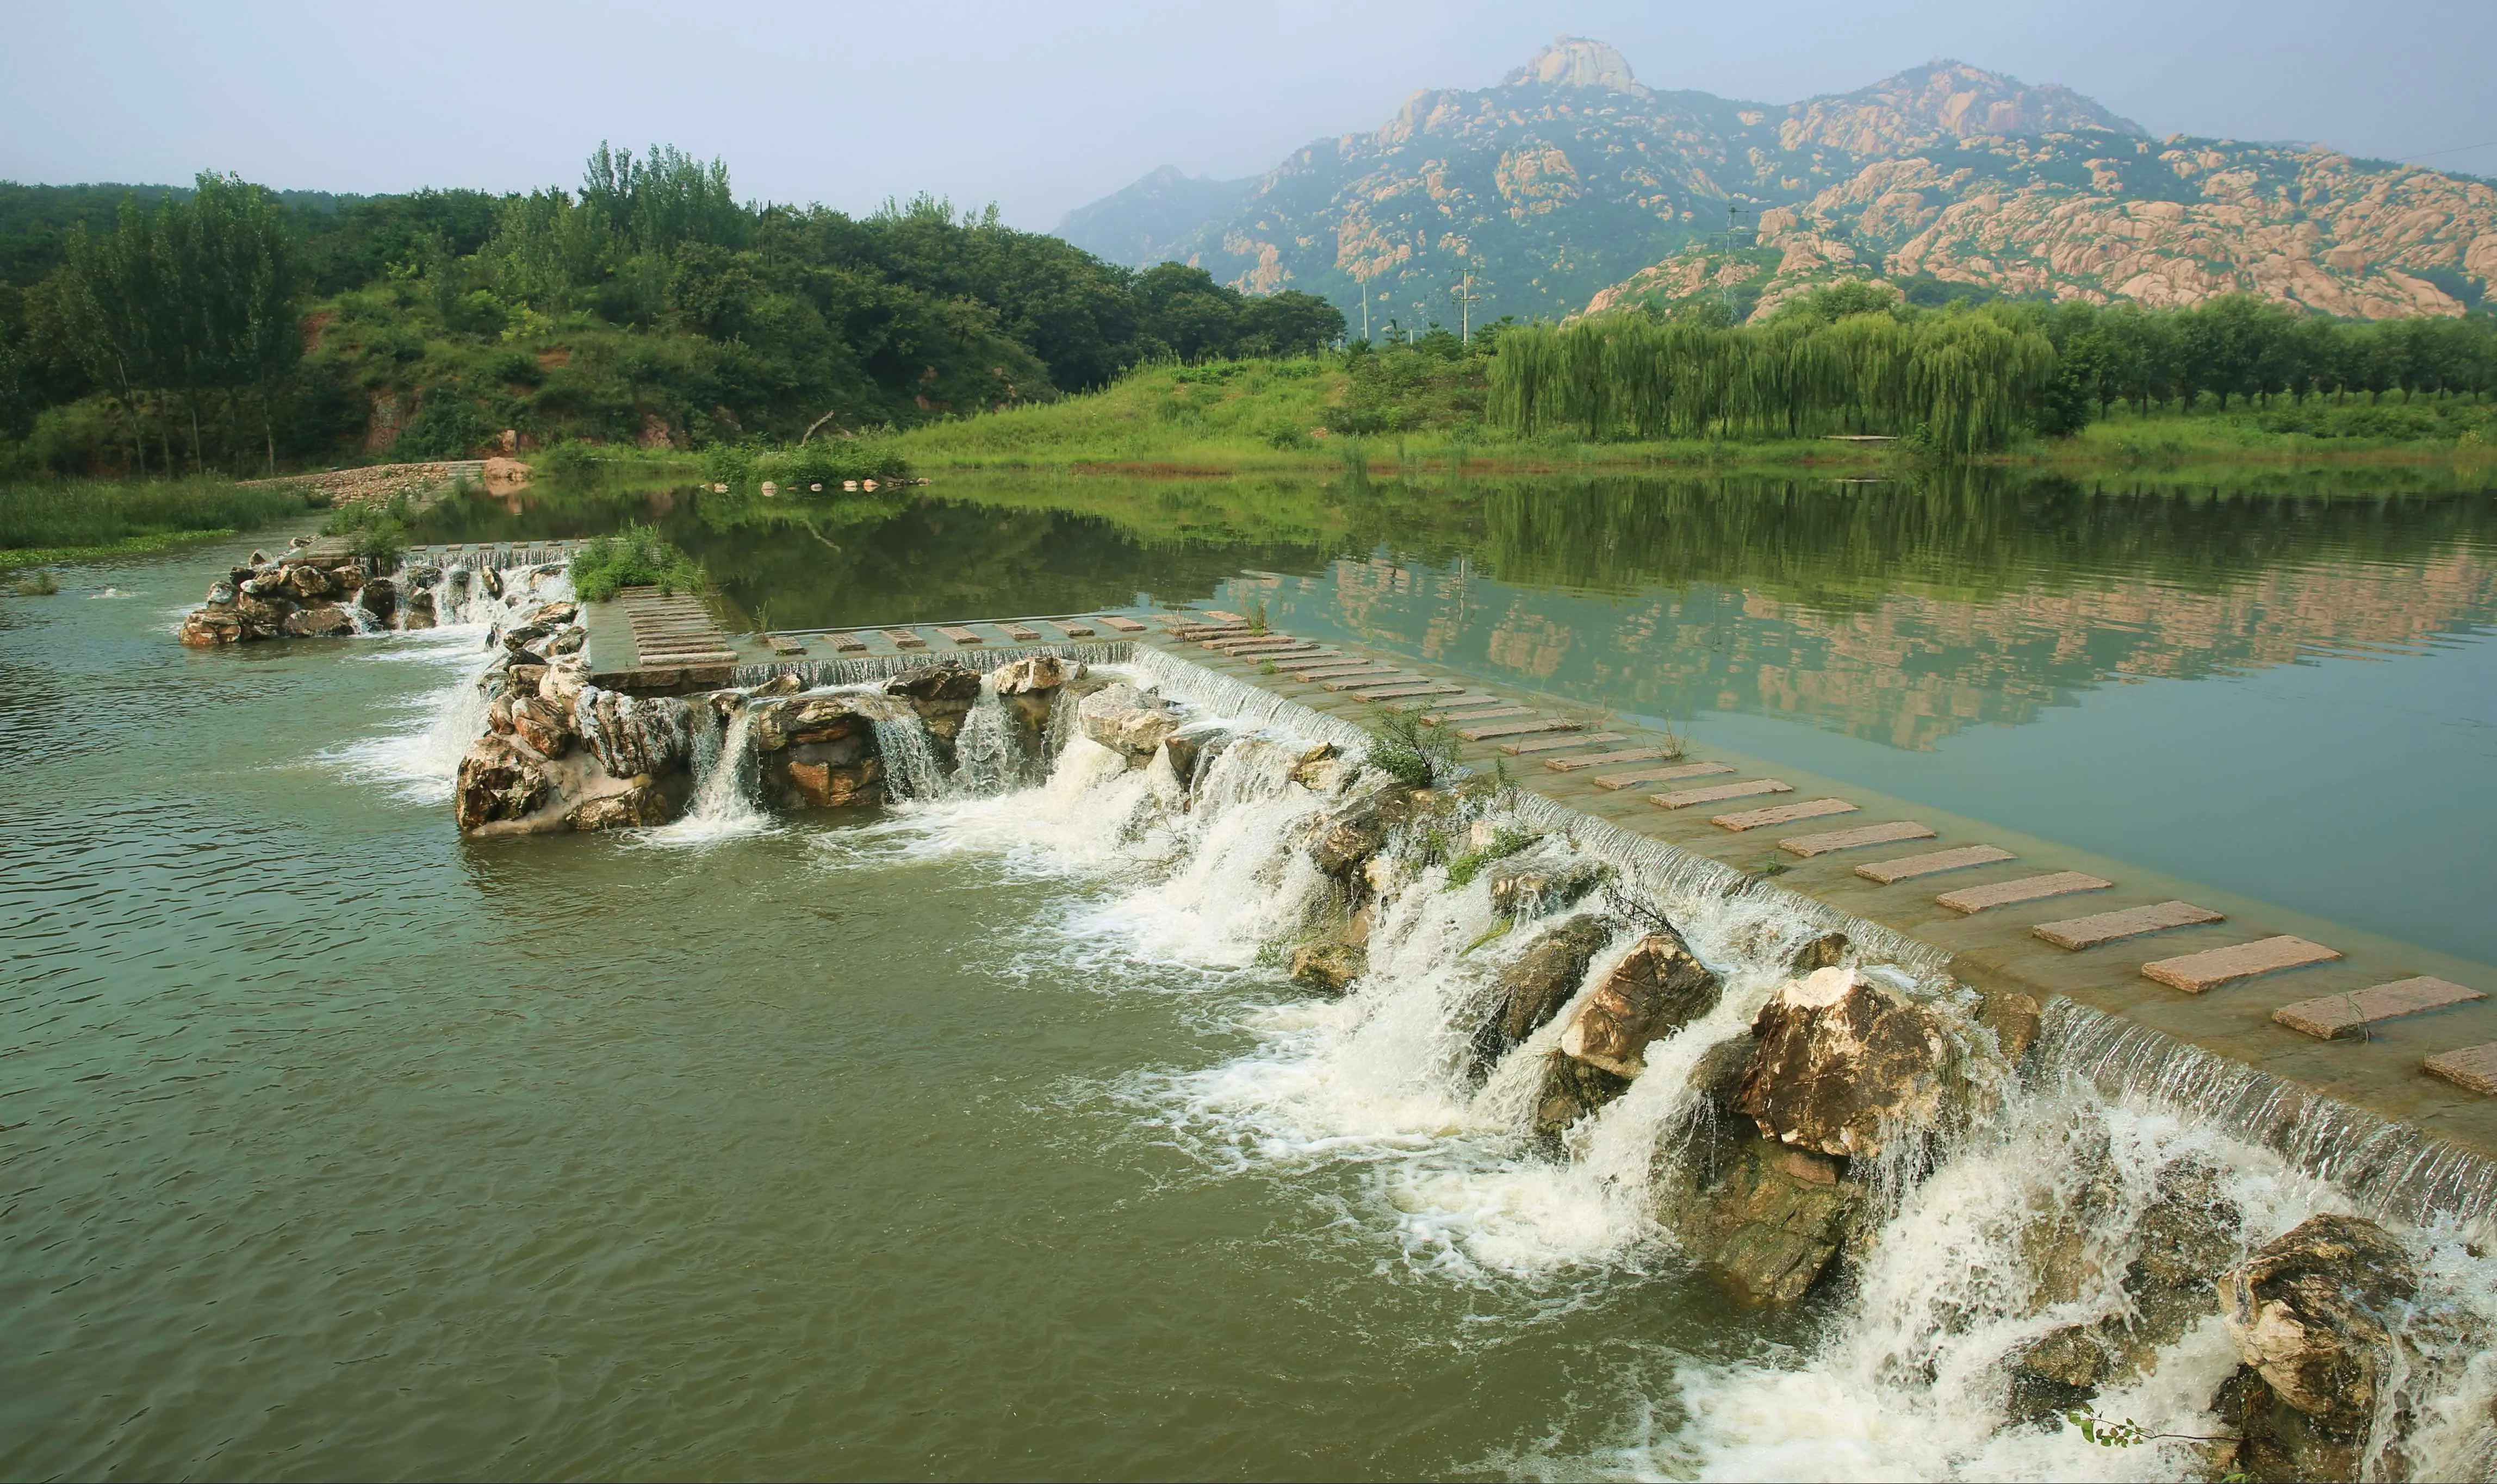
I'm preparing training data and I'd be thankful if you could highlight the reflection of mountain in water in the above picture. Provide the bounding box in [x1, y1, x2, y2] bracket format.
[1292, 477, 2497, 749]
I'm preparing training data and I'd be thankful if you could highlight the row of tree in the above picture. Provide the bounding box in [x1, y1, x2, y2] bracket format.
[1, 146, 1345, 473]
[48, 173, 300, 474]
[1488, 287, 2497, 449]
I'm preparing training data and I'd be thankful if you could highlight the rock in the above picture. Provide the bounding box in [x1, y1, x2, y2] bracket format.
[510, 695, 574, 758]
[1290, 741, 1352, 793]
[990, 654, 1082, 694]
[478, 565, 502, 599]
[281, 563, 336, 600]
[1976, 989, 2043, 1063]
[2221, 1214, 2418, 1438]
[206, 578, 238, 605]
[1160, 728, 1216, 787]
[1533, 1051, 1633, 1140]
[781, 755, 883, 808]
[1559, 929, 1723, 1078]
[247, 549, 269, 566]
[403, 588, 438, 629]
[749, 691, 891, 752]
[358, 576, 397, 625]
[331, 564, 365, 595]
[577, 689, 692, 778]
[539, 662, 587, 709]
[886, 662, 983, 704]
[2005, 1324, 2118, 1423]
[1486, 856, 1611, 918]
[1290, 941, 1367, 995]
[406, 564, 443, 591]
[547, 626, 585, 655]
[2123, 1159, 2240, 1342]
[1734, 967, 1953, 1158]
[239, 573, 287, 597]
[527, 600, 577, 626]
[1077, 683, 1180, 763]
[1469, 915, 1618, 1071]
[280, 602, 358, 638]
[501, 621, 555, 649]
[177, 608, 246, 646]
[566, 776, 681, 831]
[1667, 1133, 1863, 1304]
[1310, 810, 1387, 877]
[481, 455, 531, 491]
[1790, 931, 1852, 974]
[235, 592, 294, 628]
[455, 733, 553, 831]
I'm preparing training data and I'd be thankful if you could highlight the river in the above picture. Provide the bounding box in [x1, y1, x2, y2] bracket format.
[3, 467, 2494, 1479]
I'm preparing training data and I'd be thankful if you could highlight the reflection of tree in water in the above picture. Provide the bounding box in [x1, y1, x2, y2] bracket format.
[1313, 472, 2497, 750]
[406, 483, 1322, 628]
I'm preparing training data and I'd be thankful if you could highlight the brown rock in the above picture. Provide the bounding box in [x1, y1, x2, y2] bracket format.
[783, 756, 884, 809]
[1558, 930, 1722, 1077]
[1290, 941, 1366, 995]
[1733, 967, 1953, 1157]
[2222, 1213, 2418, 1438]
[1469, 915, 1617, 1071]
[1533, 1051, 1633, 1140]
[511, 696, 574, 758]
[1076, 683, 1180, 763]
[177, 608, 246, 646]
[1976, 989, 2043, 1063]
[1310, 811, 1387, 877]
[566, 776, 681, 831]
[990, 654, 1082, 694]
[280, 602, 358, 638]
[455, 733, 553, 832]
[1790, 931, 1851, 974]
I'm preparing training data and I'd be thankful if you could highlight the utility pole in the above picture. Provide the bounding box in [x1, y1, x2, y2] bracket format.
[1720, 200, 1750, 321]
[1449, 270, 1482, 342]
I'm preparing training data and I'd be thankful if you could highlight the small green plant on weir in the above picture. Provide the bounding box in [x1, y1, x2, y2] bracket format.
[14, 568, 61, 595]
[2065, 1410, 2238, 1451]
[1246, 599, 1269, 636]
[1366, 707, 1461, 790]
[320, 494, 413, 563]
[571, 522, 706, 602]
[1445, 826, 1538, 888]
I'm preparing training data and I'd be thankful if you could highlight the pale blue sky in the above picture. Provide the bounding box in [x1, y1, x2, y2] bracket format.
[6, 0, 2492, 227]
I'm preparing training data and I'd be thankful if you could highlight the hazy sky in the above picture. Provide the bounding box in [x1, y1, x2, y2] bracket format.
[7, 0, 2493, 229]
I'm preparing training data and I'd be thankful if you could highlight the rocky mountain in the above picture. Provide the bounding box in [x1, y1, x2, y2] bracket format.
[1062, 37, 2494, 326]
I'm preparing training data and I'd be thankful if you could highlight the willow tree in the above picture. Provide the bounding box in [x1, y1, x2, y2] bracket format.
[1908, 311, 2055, 454]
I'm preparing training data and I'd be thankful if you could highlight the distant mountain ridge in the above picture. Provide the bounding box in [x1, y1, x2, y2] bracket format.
[1058, 37, 2493, 326]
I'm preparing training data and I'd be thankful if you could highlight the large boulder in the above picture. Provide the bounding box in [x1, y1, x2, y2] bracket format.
[749, 691, 893, 753]
[455, 733, 553, 831]
[576, 689, 692, 778]
[1468, 915, 1617, 1072]
[281, 562, 338, 600]
[1558, 929, 1722, 1078]
[564, 774, 683, 831]
[1077, 683, 1180, 764]
[358, 576, 398, 626]
[1486, 856, 1612, 919]
[403, 588, 438, 629]
[1732, 967, 1953, 1158]
[280, 601, 358, 638]
[886, 662, 983, 744]
[510, 695, 574, 758]
[177, 605, 247, 646]
[1533, 1051, 1632, 1140]
[1310, 810, 1387, 877]
[990, 654, 1083, 694]
[2221, 1214, 2417, 1438]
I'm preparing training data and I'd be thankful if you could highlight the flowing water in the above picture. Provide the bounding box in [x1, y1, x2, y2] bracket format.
[6, 469, 2497, 1480]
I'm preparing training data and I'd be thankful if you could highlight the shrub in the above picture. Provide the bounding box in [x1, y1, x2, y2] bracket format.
[570, 521, 704, 602]
[320, 492, 414, 562]
[1365, 708, 1461, 790]
[756, 440, 913, 489]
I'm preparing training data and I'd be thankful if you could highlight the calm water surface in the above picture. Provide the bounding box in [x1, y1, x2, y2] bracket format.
[3, 469, 2493, 1478]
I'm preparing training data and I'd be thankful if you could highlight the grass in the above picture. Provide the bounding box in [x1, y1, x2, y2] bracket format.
[1365, 708, 1463, 790]
[889, 352, 2497, 478]
[570, 522, 706, 603]
[0, 476, 321, 566]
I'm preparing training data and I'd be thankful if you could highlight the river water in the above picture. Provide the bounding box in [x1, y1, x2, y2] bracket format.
[4, 469, 2496, 1480]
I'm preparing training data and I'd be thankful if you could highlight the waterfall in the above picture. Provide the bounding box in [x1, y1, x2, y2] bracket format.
[643, 700, 773, 845]
[872, 709, 951, 802]
[951, 682, 1024, 795]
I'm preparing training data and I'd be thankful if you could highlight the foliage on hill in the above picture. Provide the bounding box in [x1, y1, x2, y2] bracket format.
[0, 146, 1344, 478]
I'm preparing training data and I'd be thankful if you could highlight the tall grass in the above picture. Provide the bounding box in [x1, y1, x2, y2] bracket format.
[570, 522, 705, 602]
[0, 476, 320, 563]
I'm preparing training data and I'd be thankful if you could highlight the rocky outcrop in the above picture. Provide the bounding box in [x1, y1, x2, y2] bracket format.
[1734, 967, 1953, 1158]
[1558, 929, 1722, 1078]
[1289, 942, 1367, 995]
[1077, 683, 1181, 763]
[749, 690, 897, 810]
[2204, 1213, 2419, 1481]
[1469, 915, 1617, 1073]
[180, 547, 377, 646]
[886, 662, 983, 747]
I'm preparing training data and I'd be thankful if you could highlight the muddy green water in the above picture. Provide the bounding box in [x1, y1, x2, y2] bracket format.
[3, 469, 2493, 1479]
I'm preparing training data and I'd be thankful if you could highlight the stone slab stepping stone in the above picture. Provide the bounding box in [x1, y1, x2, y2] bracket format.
[1715, 797, 1858, 832]
[1654, 778, 1791, 810]
[1381, 692, 1501, 713]
[883, 628, 929, 649]
[1002, 622, 1040, 641]
[1207, 637, 1305, 653]
[827, 633, 867, 653]
[1853, 844, 2015, 884]
[1289, 664, 1390, 681]
[2424, 1044, 2497, 1096]
[1358, 683, 1465, 700]
[2275, 977, 2486, 1040]
[2141, 936, 2342, 994]
[1458, 718, 1585, 741]
[2034, 900, 2225, 950]
[1543, 746, 1675, 772]
[1202, 610, 1247, 623]
[1048, 620, 1095, 638]
[1503, 731, 1626, 756]
[1320, 672, 1412, 691]
[1424, 705, 1531, 726]
[1779, 821, 1936, 857]
[1097, 615, 1147, 633]
[1591, 761, 1734, 790]
[1270, 652, 1352, 669]
[1936, 871, 2113, 915]
[937, 626, 983, 645]
[765, 635, 808, 656]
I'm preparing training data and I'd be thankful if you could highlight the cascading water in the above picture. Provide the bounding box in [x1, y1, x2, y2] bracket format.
[949, 682, 1024, 795]
[646, 699, 774, 845]
[872, 708, 951, 802]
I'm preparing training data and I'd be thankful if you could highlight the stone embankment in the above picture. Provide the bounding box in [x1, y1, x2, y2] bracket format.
[177, 535, 561, 646]
[240, 456, 530, 507]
